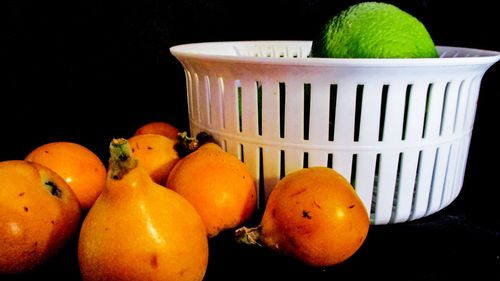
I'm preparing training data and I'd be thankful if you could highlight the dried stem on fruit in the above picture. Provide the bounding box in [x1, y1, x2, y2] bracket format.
[235, 226, 263, 247]
[108, 138, 138, 180]
[175, 131, 216, 158]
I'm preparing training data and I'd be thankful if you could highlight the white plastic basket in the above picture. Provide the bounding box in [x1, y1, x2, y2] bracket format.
[170, 41, 499, 224]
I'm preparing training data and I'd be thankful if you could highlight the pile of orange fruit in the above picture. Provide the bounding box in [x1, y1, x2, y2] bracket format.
[0, 121, 369, 280]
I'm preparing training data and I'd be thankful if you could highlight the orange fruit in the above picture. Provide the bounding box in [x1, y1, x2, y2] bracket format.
[237, 167, 369, 267]
[78, 138, 208, 281]
[0, 160, 81, 273]
[128, 134, 180, 186]
[134, 121, 180, 140]
[166, 142, 257, 237]
[25, 142, 107, 211]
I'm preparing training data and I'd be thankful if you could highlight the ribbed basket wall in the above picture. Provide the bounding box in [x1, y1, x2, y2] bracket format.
[171, 41, 499, 224]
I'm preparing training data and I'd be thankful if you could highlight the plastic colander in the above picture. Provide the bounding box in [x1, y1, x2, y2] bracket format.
[170, 41, 499, 224]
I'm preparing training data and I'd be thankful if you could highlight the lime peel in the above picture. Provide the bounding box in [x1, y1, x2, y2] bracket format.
[311, 2, 439, 58]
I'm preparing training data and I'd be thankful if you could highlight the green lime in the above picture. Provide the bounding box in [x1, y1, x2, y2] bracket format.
[310, 2, 439, 58]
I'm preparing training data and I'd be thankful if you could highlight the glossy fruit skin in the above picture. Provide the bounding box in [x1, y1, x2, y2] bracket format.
[0, 160, 81, 274]
[25, 142, 107, 211]
[78, 144, 208, 281]
[166, 143, 257, 237]
[310, 2, 438, 58]
[128, 134, 179, 186]
[260, 167, 369, 267]
[134, 121, 180, 140]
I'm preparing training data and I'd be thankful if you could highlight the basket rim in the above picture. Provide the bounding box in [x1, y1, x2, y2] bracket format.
[170, 40, 500, 67]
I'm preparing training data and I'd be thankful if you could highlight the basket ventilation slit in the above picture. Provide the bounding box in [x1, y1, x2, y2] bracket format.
[462, 79, 475, 131]
[185, 70, 193, 120]
[379, 85, 389, 141]
[389, 153, 403, 223]
[258, 147, 266, 208]
[370, 154, 382, 221]
[439, 146, 453, 209]
[328, 84, 338, 141]
[237, 81, 242, 132]
[239, 143, 245, 162]
[192, 72, 201, 123]
[409, 150, 423, 219]
[422, 84, 434, 138]
[401, 84, 412, 140]
[303, 83, 311, 140]
[279, 82, 286, 139]
[426, 147, 441, 215]
[204, 76, 212, 125]
[257, 81, 263, 136]
[327, 153, 333, 168]
[303, 152, 309, 168]
[452, 80, 466, 134]
[350, 154, 358, 189]
[439, 82, 451, 136]
[460, 79, 474, 130]
[219, 77, 226, 129]
[221, 139, 227, 151]
[280, 150, 286, 179]
[354, 85, 364, 142]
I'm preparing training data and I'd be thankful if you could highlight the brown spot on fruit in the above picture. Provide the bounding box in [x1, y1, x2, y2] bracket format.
[150, 254, 158, 268]
[18, 192, 25, 197]
[290, 188, 307, 197]
[44, 181, 62, 198]
[302, 210, 312, 219]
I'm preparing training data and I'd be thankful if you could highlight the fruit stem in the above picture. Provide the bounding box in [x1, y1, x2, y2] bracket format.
[109, 138, 138, 180]
[234, 226, 262, 247]
[175, 131, 215, 158]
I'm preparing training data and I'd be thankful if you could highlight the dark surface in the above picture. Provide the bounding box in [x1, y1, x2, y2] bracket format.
[2, 0, 499, 280]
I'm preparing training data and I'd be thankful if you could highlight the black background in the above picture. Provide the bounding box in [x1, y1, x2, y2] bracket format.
[2, 0, 499, 280]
